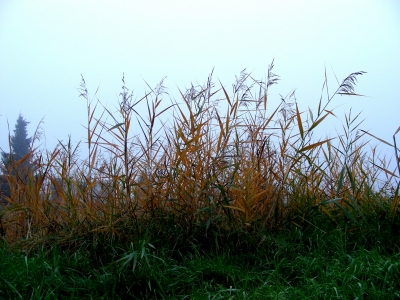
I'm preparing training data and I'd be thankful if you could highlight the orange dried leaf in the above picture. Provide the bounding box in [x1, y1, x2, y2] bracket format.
[299, 138, 333, 152]
[360, 130, 393, 147]
[296, 103, 304, 139]
[223, 205, 245, 212]
[309, 112, 329, 131]
[219, 81, 231, 107]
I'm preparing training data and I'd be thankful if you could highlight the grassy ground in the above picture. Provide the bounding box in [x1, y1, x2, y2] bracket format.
[1, 66, 399, 299]
[1, 212, 399, 299]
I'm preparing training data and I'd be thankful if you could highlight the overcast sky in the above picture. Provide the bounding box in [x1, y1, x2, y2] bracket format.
[0, 1, 399, 169]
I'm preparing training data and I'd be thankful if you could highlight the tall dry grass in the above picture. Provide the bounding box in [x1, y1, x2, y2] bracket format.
[0, 63, 398, 249]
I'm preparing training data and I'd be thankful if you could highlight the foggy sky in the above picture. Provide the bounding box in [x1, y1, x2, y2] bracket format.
[0, 1, 399, 170]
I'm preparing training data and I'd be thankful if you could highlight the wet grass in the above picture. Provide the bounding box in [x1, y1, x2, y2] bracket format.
[1, 213, 399, 299]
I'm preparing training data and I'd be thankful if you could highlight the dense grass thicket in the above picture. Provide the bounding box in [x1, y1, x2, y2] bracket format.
[0, 63, 399, 298]
[1, 219, 399, 299]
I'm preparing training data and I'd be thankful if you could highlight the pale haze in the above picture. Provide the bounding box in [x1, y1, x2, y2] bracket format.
[0, 1, 399, 170]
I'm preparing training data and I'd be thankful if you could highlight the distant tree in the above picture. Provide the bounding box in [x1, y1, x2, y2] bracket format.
[1, 114, 32, 176]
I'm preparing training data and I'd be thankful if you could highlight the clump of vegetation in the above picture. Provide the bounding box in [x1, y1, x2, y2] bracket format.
[0, 62, 399, 298]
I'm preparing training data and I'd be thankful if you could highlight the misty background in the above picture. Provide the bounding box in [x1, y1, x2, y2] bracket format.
[0, 0, 399, 172]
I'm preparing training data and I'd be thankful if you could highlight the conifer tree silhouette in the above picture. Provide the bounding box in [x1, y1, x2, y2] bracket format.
[1, 114, 32, 177]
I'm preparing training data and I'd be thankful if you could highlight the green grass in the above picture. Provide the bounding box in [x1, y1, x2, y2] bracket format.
[1, 213, 399, 299]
